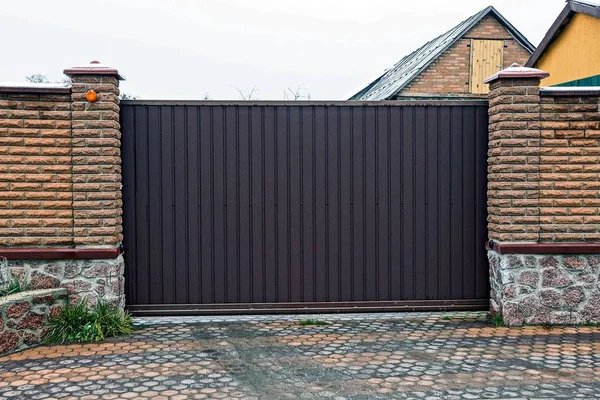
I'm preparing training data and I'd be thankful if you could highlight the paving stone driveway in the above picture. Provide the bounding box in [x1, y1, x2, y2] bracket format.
[2, 311, 600, 399]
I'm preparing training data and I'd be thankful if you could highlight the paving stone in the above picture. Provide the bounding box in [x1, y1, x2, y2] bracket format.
[1, 312, 600, 398]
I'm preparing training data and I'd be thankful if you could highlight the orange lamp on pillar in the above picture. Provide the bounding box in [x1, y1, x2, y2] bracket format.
[86, 90, 98, 103]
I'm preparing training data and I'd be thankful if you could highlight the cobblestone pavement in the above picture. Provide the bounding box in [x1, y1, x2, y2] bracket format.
[2, 311, 600, 399]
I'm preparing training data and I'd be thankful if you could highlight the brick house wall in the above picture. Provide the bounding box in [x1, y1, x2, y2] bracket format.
[0, 91, 73, 247]
[398, 15, 532, 98]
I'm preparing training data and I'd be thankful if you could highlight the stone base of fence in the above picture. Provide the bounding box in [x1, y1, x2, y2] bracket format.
[6, 256, 125, 309]
[0, 288, 68, 354]
[488, 250, 600, 326]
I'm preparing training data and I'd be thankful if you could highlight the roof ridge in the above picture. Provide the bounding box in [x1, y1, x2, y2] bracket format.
[570, 0, 600, 7]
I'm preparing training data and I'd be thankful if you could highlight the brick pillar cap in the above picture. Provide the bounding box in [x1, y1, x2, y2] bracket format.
[483, 63, 549, 84]
[63, 60, 125, 80]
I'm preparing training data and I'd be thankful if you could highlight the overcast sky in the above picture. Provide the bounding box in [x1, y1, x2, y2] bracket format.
[1, 0, 566, 100]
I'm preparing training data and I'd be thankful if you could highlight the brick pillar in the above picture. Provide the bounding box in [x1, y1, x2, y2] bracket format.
[486, 63, 547, 243]
[485, 64, 600, 325]
[63, 61, 124, 247]
[485, 64, 547, 325]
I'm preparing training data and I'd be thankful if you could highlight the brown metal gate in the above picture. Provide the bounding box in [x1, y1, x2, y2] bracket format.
[121, 101, 489, 315]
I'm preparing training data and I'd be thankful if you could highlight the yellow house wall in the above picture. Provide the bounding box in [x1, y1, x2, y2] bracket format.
[536, 13, 600, 86]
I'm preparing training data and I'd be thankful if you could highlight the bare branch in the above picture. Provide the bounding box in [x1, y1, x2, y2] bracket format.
[284, 84, 310, 100]
[231, 85, 259, 100]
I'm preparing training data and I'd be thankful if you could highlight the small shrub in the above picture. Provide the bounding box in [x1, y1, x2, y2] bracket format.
[297, 319, 329, 326]
[0, 279, 29, 298]
[44, 301, 133, 344]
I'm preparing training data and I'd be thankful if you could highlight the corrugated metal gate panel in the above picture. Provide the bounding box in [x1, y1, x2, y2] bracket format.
[121, 102, 489, 314]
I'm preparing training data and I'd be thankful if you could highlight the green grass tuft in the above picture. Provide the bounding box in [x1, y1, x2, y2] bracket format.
[297, 319, 329, 326]
[44, 301, 133, 344]
[486, 312, 504, 327]
[0, 279, 29, 298]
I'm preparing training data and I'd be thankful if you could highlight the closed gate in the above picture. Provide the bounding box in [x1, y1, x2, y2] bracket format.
[121, 101, 489, 315]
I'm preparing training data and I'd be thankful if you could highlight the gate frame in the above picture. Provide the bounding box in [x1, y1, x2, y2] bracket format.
[121, 99, 490, 315]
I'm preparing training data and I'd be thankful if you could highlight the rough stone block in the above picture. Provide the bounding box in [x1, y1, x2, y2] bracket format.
[0, 331, 19, 354]
[7, 302, 30, 318]
[549, 311, 573, 325]
[30, 271, 60, 289]
[541, 267, 572, 288]
[539, 289, 563, 308]
[63, 261, 82, 279]
[16, 312, 46, 330]
[502, 302, 524, 326]
[564, 286, 586, 307]
[564, 256, 586, 271]
[519, 270, 539, 287]
[33, 294, 56, 304]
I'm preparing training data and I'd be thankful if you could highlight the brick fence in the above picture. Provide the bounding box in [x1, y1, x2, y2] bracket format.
[0, 88, 72, 247]
[485, 64, 600, 325]
[1, 61, 600, 324]
[0, 61, 125, 307]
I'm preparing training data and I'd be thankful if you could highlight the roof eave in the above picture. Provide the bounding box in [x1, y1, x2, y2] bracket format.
[525, 3, 573, 67]
[526, 1, 600, 67]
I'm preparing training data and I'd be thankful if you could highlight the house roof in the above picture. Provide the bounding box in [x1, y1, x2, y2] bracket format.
[526, 0, 600, 67]
[349, 6, 536, 101]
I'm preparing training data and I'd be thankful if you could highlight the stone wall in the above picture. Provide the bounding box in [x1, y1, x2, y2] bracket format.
[0, 288, 67, 354]
[8, 256, 125, 308]
[489, 252, 600, 325]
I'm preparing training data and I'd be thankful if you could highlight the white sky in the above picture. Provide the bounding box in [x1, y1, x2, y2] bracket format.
[1, 0, 566, 100]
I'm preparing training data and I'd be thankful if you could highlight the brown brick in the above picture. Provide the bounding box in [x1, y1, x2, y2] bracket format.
[40, 129, 70, 138]
[11, 219, 43, 227]
[39, 111, 71, 120]
[23, 119, 56, 129]
[11, 237, 42, 246]
[0, 119, 23, 128]
[586, 130, 600, 138]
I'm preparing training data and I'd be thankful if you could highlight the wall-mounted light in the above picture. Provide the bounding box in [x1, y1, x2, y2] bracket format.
[86, 90, 98, 103]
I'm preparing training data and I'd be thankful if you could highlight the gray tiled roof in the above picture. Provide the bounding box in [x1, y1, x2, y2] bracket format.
[349, 6, 535, 101]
